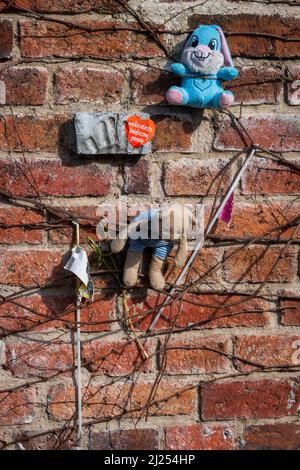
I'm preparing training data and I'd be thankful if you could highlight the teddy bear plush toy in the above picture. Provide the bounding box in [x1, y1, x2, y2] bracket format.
[111, 204, 196, 290]
[166, 24, 238, 109]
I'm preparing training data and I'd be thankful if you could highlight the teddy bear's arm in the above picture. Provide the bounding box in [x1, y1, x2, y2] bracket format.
[171, 63, 188, 76]
[217, 67, 239, 81]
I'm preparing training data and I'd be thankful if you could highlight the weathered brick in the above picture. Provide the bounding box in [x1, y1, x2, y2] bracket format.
[0, 19, 13, 59]
[75, 296, 115, 333]
[158, 0, 199, 2]
[0, 78, 4, 105]
[163, 336, 231, 375]
[131, 67, 180, 105]
[20, 20, 163, 59]
[5, 341, 74, 378]
[226, 66, 282, 105]
[0, 340, 5, 364]
[8, 0, 126, 13]
[0, 159, 113, 197]
[124, 158, 151, 194]
[184, 247, 222, 284]
[223, 245, 297, 283]
[0, 203, 44, 244]
[153, 115, 194, 152]
[0, 295, 61, 334]
[0, 114, 66, 152]
[213, 201, 300, 240]
[49, 224, 97, 245]
[280, 299, 300, 326]
[0, 66, 48, 105]
[201, 377, 300, 420]
[214, 116, 300, 152]
[82, 339, 153, 375]
[0, 294, 113, 334]
[54, 68, 125, 104]
[241, 158, 300, 195]
[234, 334, 300, 372]
[165, 424, 235, 450]
[0, 429, 9, 450]
[231, 0, 300, 2]
[188, 14, 300, 59]
[0, 249, 63, 287]
[164, 247, 222, 288]
[48, 381, 196, 420]
[164, 158, 230, 195]
[242, 423, 300, 450]
[0, 388, 36, 425]
[1, 1, 300, 447]
[127, 293, 269, 331]
[287, 66, 300, 105]
[125, 380, 196, 417]
[91, 429, 159, 450]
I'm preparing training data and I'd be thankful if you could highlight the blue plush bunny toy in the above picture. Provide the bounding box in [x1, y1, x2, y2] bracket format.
[166, 25, 238, 109]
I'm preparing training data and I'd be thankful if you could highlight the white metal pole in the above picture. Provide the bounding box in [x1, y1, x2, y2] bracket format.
[76, 293, 83, 447]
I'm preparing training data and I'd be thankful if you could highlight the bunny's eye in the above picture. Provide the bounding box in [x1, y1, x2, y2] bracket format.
[190, 35, 199, 47]
[208, 38, 218, 50]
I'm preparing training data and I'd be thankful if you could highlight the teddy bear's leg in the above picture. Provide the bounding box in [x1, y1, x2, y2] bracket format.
[216, 90, 234, 109]
[123, 250, 143, 287]
[149, 255, 165, 291]
[166, 86, 189, 105]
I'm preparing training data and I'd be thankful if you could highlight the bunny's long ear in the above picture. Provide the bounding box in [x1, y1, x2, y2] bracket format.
[215, 26, 233, 67]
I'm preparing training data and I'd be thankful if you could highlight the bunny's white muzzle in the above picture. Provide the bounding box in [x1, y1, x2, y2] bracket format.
[181, 45, 224, 74]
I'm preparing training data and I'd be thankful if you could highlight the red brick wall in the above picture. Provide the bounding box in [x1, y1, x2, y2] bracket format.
[0, 0, 300, 451]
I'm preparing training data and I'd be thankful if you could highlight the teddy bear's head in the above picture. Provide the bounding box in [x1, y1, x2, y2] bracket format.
[181, 24, 233, 74]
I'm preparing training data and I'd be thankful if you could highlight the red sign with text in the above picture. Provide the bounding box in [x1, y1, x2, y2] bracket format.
[125, 115, 155, 148]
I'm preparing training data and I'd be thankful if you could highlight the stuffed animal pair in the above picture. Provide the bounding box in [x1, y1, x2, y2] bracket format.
[166, 24, 238, 109]
[111, 204, 196, 290]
